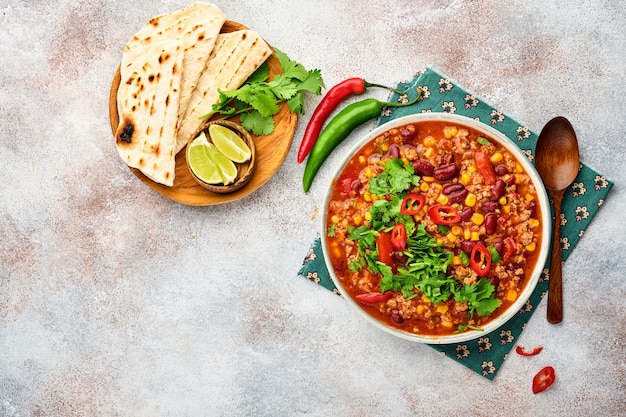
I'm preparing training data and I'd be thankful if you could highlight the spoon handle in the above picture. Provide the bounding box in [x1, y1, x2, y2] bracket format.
[547, 192, 564, 324]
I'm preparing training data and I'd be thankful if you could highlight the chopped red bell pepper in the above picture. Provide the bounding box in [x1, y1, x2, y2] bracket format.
[428, 204, 461, 225]
[502, 236, 517, 262]
[470, 242, 492, 277]
[516, 345, 543, 356]
[400, 193, 426, 215]
[391, 223, 407, 251]
[532, 366, 556, 394]
[474, 151, 496, 185]
[355, 291, 394, 306]
[376, 231, 394, 266]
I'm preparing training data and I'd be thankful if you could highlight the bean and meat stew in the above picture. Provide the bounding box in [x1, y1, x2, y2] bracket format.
[325, 121, 543, 336]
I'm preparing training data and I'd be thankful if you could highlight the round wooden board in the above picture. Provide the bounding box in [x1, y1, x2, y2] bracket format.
[109, 21, 298, 206]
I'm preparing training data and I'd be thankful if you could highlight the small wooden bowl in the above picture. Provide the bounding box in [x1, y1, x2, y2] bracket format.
[186, 120, 257, 194]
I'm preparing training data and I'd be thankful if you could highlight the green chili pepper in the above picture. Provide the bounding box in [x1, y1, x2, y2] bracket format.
[302, 89, 422, 192]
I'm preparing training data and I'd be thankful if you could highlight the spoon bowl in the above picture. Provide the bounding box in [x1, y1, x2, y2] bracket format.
[534, 116, 580, 324]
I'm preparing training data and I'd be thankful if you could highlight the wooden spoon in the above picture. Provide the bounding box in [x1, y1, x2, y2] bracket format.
[534, 116, 580, 324]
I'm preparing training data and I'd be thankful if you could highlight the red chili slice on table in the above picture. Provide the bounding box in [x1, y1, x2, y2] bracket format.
[428, 204, 461, 225]
[400, 193, 426, 215]
[376, 231, 394, 266]
[391, 223, 407, 251]
[532, 366, 556, 394]
[470, 242, 492, 277]
[474, 151, 496, 185]
[355, 291, 394, 306]
[516, 345, 543, 356]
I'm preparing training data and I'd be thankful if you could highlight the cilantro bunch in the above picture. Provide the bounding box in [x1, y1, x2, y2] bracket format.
[342, 157, 501, 328]
[205, 48, 324, 136]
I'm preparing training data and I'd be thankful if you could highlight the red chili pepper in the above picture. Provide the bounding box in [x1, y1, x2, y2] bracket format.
[516, 345, 544, 356]
[297, 78, 405, 164]
[502, 236, 517, 263]
[532, 366, 556, 394]
[428, 204, 461, 225]
[355, 291, 394, 306]
[400, 193, 426, 215]
[470, 242, 492, 277]
[391, 223, 407, 251]
[474, 151, 496, 185]
[376, 231, 394, 266]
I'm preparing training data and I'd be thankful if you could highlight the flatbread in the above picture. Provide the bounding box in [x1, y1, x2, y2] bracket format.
[115, 2, 225, 186]
[175, 30, 273, 154]
[115, 35, 184, 187]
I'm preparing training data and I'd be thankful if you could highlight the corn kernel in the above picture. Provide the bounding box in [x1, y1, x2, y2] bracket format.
[525, 242, 536, 252]
[467, 164, 477, 174]
[420, 182, 430, 192]
[381, 142, 389, 152]
[402, 157, 410, 166]
[451, 225, 463, 236]
[353, 214, 363, 226]
[365, 167, 373, 178]
[422, 297, 431, 304]
[363, 192, 372, 202]
[440, 320, 454, 328]
[371, 193, 378, 201]
[525, 193, 535, 202]
[447, 232, 458, 243]
[436, 237, 444, 245]
[470, 231, 480, 241]
[499, 196, 507, 205]
[461, 172, 471, 185]
[515, 162, 524, 173]
[333, 247, 342, 258]
[471, 212, 484, 225]
[465, 193, 477, 207]
[506, 290, 518, 302]
[331, 215, 340, 224]
[422, 176, 435, 183]
[424, 147, 434, 158]
[453, 255, 462, 266]
[464, 229, 471, 240]
[416, 305, 425, 314]
[341, 219, 349, 227]
[436, 303, 449, 314]
[528, 219, 539, 229]
[443, 126, 458, 139]
[365, 212, 372, 222]
[358, 155, 367, 164]
[503, 205, 511, 214]
[423, 136, 437, 147]
[436, 194, 449, 205]
[432, 183, 443, 190]
[490, 152, 503, 164]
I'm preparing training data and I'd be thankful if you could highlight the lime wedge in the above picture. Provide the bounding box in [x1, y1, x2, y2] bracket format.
[207, 143, 238, 185]
[188, 132, 224, 184]
[209, 124, 252, 163]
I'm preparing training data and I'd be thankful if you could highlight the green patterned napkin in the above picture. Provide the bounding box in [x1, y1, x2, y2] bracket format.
[298, 67, 613, 380]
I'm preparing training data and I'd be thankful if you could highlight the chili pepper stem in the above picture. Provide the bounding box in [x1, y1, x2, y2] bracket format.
[364, 81, 409, 96]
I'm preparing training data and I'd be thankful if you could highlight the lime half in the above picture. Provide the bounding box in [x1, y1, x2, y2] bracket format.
[209, 124, 252, 163]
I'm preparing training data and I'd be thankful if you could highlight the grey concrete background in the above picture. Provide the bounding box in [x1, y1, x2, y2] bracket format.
[1, 0, 624, 416]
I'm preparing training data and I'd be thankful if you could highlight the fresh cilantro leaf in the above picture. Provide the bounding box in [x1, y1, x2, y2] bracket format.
[368, 158, 419, 196]
[287, 93, 304, 114]
[240, 111, 275, 136]
[327, 223, 336, 237]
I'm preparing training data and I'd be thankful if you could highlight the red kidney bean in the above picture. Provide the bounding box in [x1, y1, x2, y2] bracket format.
[460, 240, 475, 254]
[505, 174, 516, 186]
[493, 240, 503, 255]
[392, 252, 408, 265]
[449, 188, 469, 204]
[433, 163, 459, 181]
[460, 207, 473, 221]
[390, 309, 404, 324]
[490, 179, 506, 201]
[442, 153, 455, 165]
[485, 213, 497, 235]
[351, 179, 362, 193]
[529, 201, 537, 218]
[401, 127, 417, 140]
[412, 159, 435, 176]
[387, 143, 401, 158]
[490, 276, 500, 288]
[482, 201, 499, 212]
[494, 164, 508, 176]
[442, 183, 464, 195]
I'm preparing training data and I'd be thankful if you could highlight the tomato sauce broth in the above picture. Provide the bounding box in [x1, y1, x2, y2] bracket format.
[325, 120, 543, 336]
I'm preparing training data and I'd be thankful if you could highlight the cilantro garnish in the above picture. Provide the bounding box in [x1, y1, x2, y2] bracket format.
[203, 48, 324, 136]
[368, 158, 419, 196]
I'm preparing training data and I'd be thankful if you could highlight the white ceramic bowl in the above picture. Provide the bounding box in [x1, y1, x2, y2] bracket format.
[321, 113, 551, 344]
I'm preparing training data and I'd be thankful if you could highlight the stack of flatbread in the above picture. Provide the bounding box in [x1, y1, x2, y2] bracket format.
[114, 2, 272, 187]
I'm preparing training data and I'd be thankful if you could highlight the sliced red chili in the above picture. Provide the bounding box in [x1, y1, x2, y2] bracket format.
[428, 204, 461, 225]
[470, 242, 492, 277]
[516, 345, 544, 356]
[474, 151, 496, 185]
[391, 223, 407, 251]
[400, 193, 426, 215]
[502, 236, 517, 263]
[532, 366, 556, 394]
[355, 291, 394, 306]
[376, 231, 394, 266]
